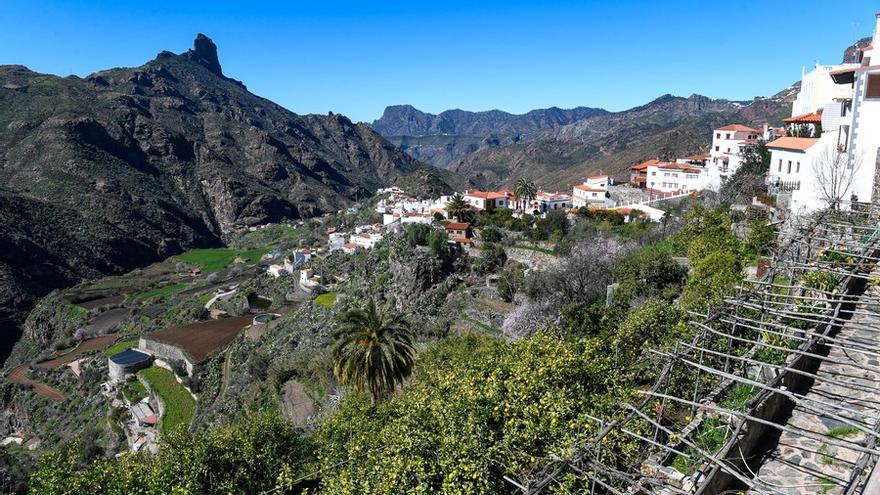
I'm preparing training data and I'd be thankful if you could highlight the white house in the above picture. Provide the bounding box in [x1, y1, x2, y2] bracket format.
[267, 258, 296, 278]
[572, 175, 611, 207]
[792, 63, 861, 117]
[530, 191, 572, 214]
[350, 232, 383, 250]
[706, 124, 760, 189]
[328, 232, 347, 252]
[342, 242, 361, 255]
[644, 162, 704, 196]
[463, 190, 512, 211]
[771, 12, 880, 214]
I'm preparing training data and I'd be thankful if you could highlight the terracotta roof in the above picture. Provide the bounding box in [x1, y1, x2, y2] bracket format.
[452, 237, 473, 244]
[784, 112, 823, 124]
[587, 174, 608, 180]
[342, 242, 359, 249]
[766, 137, 820, 151]
[631, 159, 660, 170]
[446, 222, 471, 231]
[574, 184, 605, 192]
[655, 162, 701, 173]
[464, 190, 509, 200]
[716, 124, 758, 133]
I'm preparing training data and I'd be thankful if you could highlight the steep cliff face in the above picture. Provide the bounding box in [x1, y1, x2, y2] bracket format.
[0, 34, 453, 358]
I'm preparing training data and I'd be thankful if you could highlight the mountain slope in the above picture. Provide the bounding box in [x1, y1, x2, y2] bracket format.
[0, 34, 453, 359]
[451, 94, 791, 189]
[371, 105, 608, 167]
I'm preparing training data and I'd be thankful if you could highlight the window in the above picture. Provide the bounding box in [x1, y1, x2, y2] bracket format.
[778, 159, 782, 172]
[787, 160, 792, 173]
[867, 74, 880, 99]
[651, 171, 657, 176]
[727, 148, 731, 153]
[715, 146, 720, 151]
[726, 133, 731, 139]
[716, 133, 721, 139]
[796, 161, 800, 173]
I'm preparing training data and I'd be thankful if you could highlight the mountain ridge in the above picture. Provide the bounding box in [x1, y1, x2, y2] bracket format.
[0, 34, 455, 360]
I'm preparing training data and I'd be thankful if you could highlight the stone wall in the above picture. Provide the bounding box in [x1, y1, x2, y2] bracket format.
[138, 337, 194, 375]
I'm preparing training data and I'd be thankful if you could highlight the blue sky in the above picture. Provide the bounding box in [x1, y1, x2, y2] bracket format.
[1, 1, 877, 122]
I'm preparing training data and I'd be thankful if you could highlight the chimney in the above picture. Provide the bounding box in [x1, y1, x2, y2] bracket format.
[875, 12, 880, 46]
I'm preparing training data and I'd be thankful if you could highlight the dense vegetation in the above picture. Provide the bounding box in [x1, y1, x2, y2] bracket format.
[16, 198, 767, 494]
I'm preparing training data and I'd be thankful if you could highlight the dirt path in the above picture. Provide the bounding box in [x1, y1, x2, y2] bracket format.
[8, 365, 66, 401]
[212, 347, 233, 408]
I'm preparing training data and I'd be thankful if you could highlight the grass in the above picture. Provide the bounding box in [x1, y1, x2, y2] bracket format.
[817, 475, 837, 494]
[827, 426, 860, 439]
[315, 291, 338, 308]
[720, 383, 758, 412]
[129, 282, 188, 304]
[138, 367, 196, 434]
[670, 417, 732, 475]
[120, 379, 147, 403]
[175, 247, 271, 273]
[105, 338, 140, 357]
[241, 224, 300, 248]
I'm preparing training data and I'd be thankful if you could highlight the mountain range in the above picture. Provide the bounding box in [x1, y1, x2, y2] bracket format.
[0, 34, 454, 359]
[371, 93, 792, 190]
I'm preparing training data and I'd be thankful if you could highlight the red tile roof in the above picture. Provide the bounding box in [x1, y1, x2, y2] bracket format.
[452, 237, 473, 244]
[766, 137, 820, 151]
[655, 162, 702, 173]
[343, 242, 359, 249]
[574, 184, 605, 192]
[464, 190, 509, 200]
[631, 159, 660, 170]
[784, 112, 823, 124]
[446, 222, 471, 231]
[716, 124, 758, 133]
[587, 174, 608, 180]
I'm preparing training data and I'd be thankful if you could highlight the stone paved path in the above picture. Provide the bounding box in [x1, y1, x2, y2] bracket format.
[748, 280, 880, 494]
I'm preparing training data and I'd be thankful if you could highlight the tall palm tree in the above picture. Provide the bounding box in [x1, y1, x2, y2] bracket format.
[514, 178, 538, 213]
[332, 298, 416, 406]
[445, 192, 472, 221]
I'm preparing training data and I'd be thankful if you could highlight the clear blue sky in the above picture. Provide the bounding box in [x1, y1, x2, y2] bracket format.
[1, 1, 877, 122]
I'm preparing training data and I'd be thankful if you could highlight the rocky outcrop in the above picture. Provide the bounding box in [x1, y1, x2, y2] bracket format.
[0, 34, 454, 359]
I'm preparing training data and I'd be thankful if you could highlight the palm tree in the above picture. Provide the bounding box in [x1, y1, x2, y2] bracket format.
[332, 298, 416, 406]
[445, 192, 472, 221]
[514, 178, 538, 213]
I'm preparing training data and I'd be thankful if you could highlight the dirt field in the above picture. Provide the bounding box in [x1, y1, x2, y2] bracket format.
[38, 334, 119, 369]
[8, 365, 66, 401]
[75, 294, 124, 311]
[147, 315, 254, 363]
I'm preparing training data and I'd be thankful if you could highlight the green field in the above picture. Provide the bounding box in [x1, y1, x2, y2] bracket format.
[105, 338, 140, 357]
[175, 247, 271, 272]
[138, 367, 196, 434]
[129, 282, 189, 303]
[315, 291, 338, 308]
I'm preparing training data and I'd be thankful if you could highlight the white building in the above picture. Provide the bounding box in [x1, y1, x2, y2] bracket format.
[267, 258, 296, 278]
[792, 63, 860, 116]
[766, 137, 823, 213]
[328, 232, 347, 252]
[530, 191, 572, 214]
[645, 162, 704, 196]
[706, 124, 760, 189]
[350, 232, 383, 250]
[572, 175, 611, 207]
[463, 190, 512, 211]
[771, 13, 880, 214]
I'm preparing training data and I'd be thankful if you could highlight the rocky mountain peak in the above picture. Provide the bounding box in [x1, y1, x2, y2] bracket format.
[185, 33, 223, 76]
